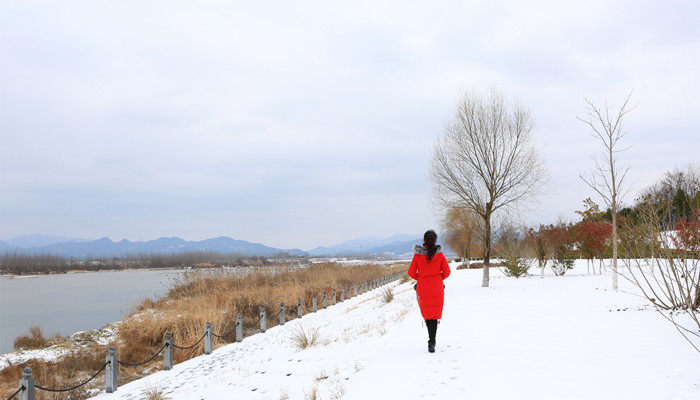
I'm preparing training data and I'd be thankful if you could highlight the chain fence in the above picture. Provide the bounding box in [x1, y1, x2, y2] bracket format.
[5, 271, 402, 400]
[117, 343, 169, 367]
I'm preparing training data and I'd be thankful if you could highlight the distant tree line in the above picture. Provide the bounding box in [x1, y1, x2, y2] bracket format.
[0, 251, 306, 275]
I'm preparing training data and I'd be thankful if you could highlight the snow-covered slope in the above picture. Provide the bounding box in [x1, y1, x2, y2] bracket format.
[90, 261, 699, 400]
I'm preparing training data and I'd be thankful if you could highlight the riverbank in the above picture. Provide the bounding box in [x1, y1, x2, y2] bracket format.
[0, 323, 119, 370]
[0, 262, 406, 399]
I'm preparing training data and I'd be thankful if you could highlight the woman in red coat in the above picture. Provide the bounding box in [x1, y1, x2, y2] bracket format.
[408, 230, 451, 353]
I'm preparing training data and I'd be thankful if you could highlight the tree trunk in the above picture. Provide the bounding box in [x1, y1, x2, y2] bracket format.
[482, 212, 491, 287]
[464, 235, 471, 268]
[540, 259, 546, 278]
[612, 207, 619, 291]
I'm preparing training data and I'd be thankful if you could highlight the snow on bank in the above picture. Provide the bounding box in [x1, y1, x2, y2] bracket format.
[0, 324, 119, 370]
[89, 261, 698, 400]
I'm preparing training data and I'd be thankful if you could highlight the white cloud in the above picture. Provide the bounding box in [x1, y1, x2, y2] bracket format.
[1, 0, 699, 249]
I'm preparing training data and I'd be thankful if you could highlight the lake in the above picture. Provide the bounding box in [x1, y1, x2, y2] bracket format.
[0, 269, 184, 355]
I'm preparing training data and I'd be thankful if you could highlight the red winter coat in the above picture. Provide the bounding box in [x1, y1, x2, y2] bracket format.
[407, 245, 451, 319]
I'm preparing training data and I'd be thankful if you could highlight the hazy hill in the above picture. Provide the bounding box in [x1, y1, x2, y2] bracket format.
[0, 240, 12, 252]
[4, 233, 90, 248]
[1, 233, 456, 259]
[306, 233, 457, 258]
[308, 233, 421, 257]
[1, 236, 306, 258]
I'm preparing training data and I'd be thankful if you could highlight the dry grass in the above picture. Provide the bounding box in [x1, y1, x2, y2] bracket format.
[118, 262, 406, 362]
[291, 323, 321, 350]
[13, 325, 52, 350]
[0, 261, 407, 400]
[0, 345, 111, 400]
[141, 383, 171, 400]
[381, 287, 394, 303]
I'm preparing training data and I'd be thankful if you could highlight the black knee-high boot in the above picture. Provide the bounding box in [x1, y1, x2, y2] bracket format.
[426, 319, 438, 353]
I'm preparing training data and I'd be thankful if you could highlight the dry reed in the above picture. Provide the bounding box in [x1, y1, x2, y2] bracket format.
[0, 261, 407, 400]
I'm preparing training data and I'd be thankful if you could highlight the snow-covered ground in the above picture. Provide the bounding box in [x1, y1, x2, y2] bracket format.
[88, 261, 698, 400]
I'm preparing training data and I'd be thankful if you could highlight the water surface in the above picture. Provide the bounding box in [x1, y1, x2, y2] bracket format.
[0, 269, 183, 354]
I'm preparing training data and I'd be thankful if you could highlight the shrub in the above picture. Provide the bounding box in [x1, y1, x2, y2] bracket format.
[457, 262, 501, 270]
[551, 259, 575, 276]
[502, 257, 530, 278]
[13, 325, 49, 350]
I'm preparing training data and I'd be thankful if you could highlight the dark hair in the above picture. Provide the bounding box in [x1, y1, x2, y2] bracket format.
[423, 230, 438, 261]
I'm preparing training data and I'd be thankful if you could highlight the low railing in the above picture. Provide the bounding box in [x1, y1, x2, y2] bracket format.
[6, 273, 402, 400]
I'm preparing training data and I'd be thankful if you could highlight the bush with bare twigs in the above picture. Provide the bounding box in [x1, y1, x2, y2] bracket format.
[620, 202, 699, 353]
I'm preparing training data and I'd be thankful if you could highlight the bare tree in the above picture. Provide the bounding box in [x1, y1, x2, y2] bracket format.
[441, 206, 481, 268]
[638, 163, 700, 221]
[578, 92, 635, 291]
[431, 88, 548, 287]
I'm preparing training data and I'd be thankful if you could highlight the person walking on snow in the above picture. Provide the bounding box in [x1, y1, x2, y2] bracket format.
[407, 230, 451, 353]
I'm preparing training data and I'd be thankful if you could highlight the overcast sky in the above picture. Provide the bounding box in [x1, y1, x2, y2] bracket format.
[1, 1, 698, 250]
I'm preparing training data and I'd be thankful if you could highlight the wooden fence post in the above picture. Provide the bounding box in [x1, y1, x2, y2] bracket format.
[323, 291, 327, 309]
[280, 302, 286, 325]
[340, 287, 344, 302]
[260, 307, 267, 333]
[205, 322, 212, 355]
[332, 288, 336, 305]
[164, 332, 173, 370]
[19, 367, 35, 400]
[354, 284, 357, 297]
[236, 313, 243, 342]
[297, 297, 303, 318]
[105, 346, 118, 393]
[313, 293, 317, 312]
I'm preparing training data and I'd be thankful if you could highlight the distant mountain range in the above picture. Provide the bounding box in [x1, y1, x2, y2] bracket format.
[308, 233, 422, 258]
[0, 233, 455, 259]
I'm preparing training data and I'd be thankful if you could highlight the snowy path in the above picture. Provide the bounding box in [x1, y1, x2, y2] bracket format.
[91, 263, 699, 400]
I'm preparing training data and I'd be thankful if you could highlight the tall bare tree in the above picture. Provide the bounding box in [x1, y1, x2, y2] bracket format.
[578, 92, 635, 291]
[431, 89, 547, 287]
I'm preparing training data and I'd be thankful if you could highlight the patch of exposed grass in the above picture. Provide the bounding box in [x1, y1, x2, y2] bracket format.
[382, 287, 394, 304]
[141, 383, 171, 400]
[291, 323, 321, 350]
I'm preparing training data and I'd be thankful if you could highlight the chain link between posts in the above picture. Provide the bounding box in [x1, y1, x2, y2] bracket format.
[34, 362, 108, 393]
[212, 320, 239, 339]
[118, 342, 169, 367]
[172, 332, 207, 350]
[242, 314, 264, 330]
